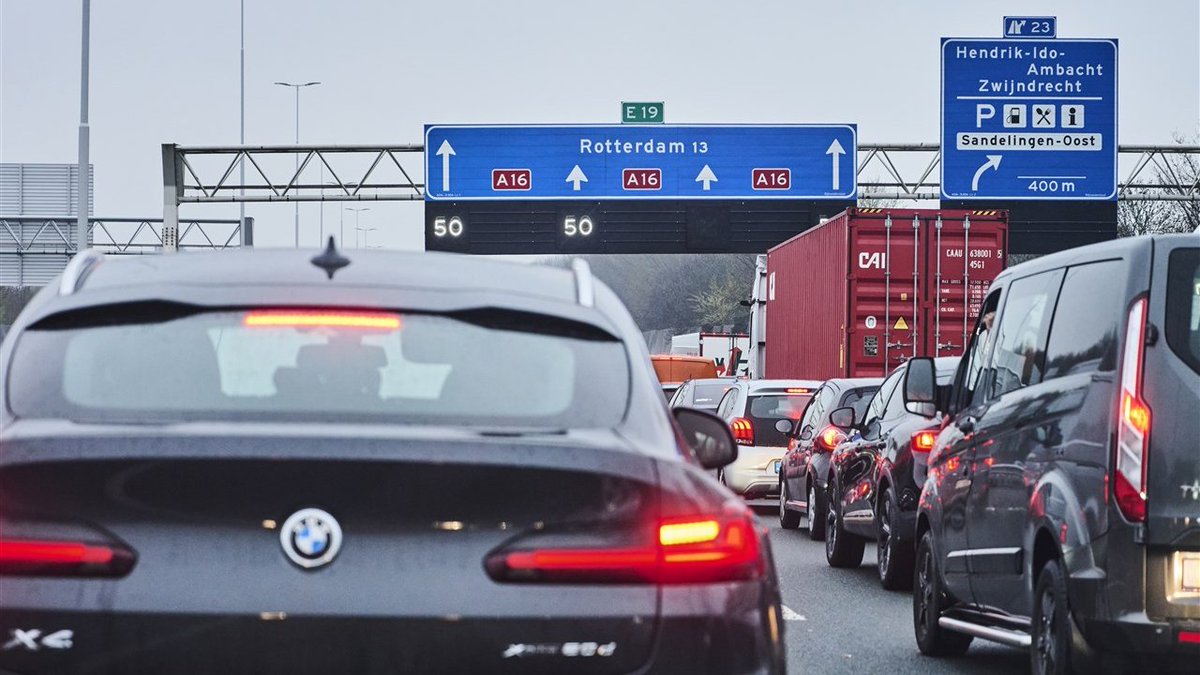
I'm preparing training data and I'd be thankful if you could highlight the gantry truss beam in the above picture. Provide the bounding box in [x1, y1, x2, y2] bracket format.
[1, 216, 242, 254]
[160, 142, 1199, 250]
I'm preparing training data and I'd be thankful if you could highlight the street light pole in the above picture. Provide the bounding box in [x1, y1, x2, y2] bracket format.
[75, 0, 90, 253]
[239, 0, 246, 246]
[356, 226, 377, 249]
[273, 80, 320, 247]
[346, 207, 370, 248]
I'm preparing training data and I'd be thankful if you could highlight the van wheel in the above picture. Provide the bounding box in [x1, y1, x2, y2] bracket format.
[913, 531, 972, 656]
[1032, 560, 1074, 675]
[877, 488, 915, 591]
[779, 479, 801, 529]
[806, 480, 826, 541]
[825, 483, 865, 568]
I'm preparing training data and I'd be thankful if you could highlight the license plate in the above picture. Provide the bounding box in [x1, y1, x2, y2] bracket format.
[772, 460, 781, 474]
[1182, 554, 1200, 592]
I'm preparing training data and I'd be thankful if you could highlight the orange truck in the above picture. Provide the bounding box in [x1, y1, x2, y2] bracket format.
[650, 355, 720, 399]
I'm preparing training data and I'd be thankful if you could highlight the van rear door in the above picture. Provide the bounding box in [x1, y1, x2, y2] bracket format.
[1143, 241, 1200, 548]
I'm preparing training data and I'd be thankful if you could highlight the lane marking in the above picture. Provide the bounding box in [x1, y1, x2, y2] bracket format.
[781, 605, 806, 621]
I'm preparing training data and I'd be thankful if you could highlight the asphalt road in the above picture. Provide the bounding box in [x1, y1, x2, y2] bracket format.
[758, 507, 1031, 675]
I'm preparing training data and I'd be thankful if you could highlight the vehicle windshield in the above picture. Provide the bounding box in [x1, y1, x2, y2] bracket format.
[10, 309, 629, 428]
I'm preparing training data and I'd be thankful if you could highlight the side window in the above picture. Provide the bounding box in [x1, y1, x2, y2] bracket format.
[715, 388, 737, 419]
[960, 289, 1004, 408]
[1043, 260, 1124, 380]
[668, 382, 686, 408]
[987, 269, 1065, 399]
[884, 372, 910, 419]
[865, 370, 903, 426]
[806, 386, 834, 429]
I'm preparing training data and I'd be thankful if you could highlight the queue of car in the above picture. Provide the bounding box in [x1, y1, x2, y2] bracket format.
[2, 233, 1196, 674]
[666, 233, 1198, 675]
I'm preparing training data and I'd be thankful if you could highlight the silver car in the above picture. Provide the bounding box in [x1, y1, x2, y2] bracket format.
[712, 379, 822, 499]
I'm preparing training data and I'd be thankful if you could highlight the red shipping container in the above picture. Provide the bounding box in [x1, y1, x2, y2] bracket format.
[765, 208, 1008, 379]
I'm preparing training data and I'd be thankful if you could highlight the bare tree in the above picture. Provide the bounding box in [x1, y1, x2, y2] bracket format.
[1119, 134, 1199, 236]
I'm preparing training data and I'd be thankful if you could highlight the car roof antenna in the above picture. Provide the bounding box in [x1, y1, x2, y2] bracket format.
[311, 236, 351, 280]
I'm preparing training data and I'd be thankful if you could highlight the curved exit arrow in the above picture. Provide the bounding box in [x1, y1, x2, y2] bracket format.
[971, 155, 1002, 192]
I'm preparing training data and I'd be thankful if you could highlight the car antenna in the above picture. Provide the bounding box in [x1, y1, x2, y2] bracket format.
[310, 236, 350, 280]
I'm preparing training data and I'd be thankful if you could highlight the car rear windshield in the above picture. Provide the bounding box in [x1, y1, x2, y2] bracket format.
[9, 308, 630, 428]
[693, 383, 734, 409]
[748, 393, 812, 447]
[1165, 248, 1200, 374]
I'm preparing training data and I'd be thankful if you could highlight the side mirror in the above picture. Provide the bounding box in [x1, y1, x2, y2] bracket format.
[673, 408, 738, 470]
[775, 419, 795, 436]
[903, 357, 938, 417]
[829, 406, 856, 430]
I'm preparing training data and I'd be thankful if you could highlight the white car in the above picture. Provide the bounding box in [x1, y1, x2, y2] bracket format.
[712, 379, 822, 499]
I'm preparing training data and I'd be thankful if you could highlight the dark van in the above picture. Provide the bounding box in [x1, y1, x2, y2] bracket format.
[905, 234, 1200, 674]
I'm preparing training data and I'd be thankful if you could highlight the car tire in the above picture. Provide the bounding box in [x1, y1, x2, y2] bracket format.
[825, 482, 865, 568]
[1032, 559, 1074, 675]
[806, 479, 825, 540]
[779, 478, 802, 529]
[913, 530, 973, 656]
[877, 487, 915, 591]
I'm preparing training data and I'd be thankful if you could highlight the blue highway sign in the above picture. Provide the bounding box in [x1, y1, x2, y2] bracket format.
[424, 124, 857, 201]
[1003, 16, 1056, 39]
[942, 38, 1117, 201]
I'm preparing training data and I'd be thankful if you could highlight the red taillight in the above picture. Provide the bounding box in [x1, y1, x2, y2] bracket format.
[0, 538, 133, 576]
[815, 425, 846, 452]
[911, 429, 938, 453]
[731, 418, 755, 446]
[1115, 297, 1149, 523]
[243, 310, 401, 330]
[487, 512, 762, 585]
[786, 388, 811, 394]
[1180, 631, 1200, 645]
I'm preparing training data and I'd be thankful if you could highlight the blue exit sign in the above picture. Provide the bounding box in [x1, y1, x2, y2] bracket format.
[1003, 16, 1056, 39]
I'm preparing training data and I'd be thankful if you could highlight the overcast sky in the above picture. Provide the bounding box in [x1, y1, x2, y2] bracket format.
[2, 0, 1197, 250]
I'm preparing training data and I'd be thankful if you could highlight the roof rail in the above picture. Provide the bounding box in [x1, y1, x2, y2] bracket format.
[59, 249, 105, 296]
[571, 258, 595, 308]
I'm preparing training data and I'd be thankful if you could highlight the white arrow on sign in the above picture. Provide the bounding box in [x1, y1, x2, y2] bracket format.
[695, 164, 718, 191]
[436, 140, 456, 192]
[565, 165, 588, 191]
[826, 139, 846, 191]
[971, 154, 1003, 191]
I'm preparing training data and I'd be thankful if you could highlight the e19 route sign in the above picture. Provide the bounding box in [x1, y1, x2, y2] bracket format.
[941, 37, 1117, 201]
[424, 124, 857, 202]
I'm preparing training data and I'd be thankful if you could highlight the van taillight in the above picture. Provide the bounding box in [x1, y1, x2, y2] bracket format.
[731, 418, 755, 446]
[0, 538, 134, 576]
[911, 429, 938, 453]
[815, 425, 846, 452]
[486, 513, 762, 585]
[1115, 296, 1150, 523]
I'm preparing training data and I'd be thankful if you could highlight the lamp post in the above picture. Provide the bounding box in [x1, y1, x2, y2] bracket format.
[355, 226, 377, 249]
[346, 207, 370, 248]
[75, 0, 90, 253]
[273, 80, 320, 246]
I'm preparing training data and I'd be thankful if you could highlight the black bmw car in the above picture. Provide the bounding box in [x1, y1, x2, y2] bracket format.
[0, 246, 785, 674]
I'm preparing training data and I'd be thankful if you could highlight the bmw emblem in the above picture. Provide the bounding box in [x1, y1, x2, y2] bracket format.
[280, 508, 343, 569]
